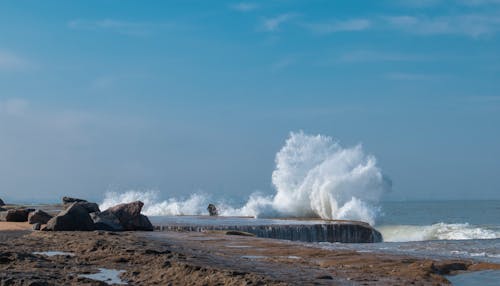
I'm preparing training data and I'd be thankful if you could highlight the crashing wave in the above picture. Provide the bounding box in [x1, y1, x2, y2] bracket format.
[100, 131, 391, 225]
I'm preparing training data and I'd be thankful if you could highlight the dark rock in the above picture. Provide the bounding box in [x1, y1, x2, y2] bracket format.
[207, 204, 218, 216]
[91, 211, 123, 231]
[32, 223, 41, 230]
[0, 198, 5, 206]
[28, 210, 53, 224]
[61, 196, 100, 213]
[74, 201, 100, 213]
[225, 230, 255, 236]
[1, 209, 30, 222]
[62, 196, 87, 204]
[44, 203, 95, 231]
[431, 262, 468, 275]
[100, 201, 153, 231]
[316, 275, 333, 280]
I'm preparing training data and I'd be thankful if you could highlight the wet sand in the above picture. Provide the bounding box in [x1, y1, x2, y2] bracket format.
[1, 221, 499, 285]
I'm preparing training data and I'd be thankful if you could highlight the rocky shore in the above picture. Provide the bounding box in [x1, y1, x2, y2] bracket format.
[0, 223, 499, 285]
[1, 198, 500, 285]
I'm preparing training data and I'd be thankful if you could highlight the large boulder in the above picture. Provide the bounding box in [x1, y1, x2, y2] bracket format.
[0, 209, 30, 222]
[0, 198, 5, 206]
[91, 211, 123, 231]
[28, 210, 53, 224]
[74, 201, 100, 213]
[44, 203, 95, 231]
[61, 197, 100, 213]
[100, 201, 153, 231]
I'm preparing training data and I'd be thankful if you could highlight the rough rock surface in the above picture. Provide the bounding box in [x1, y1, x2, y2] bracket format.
[0, 209, 30, 222]
[28, 209, 53, 224]
[91, 211, 124, 231]
[1, 230, 498, 285]
[32, 223, 41, 230]
[45, 203, 95, 231]
[74, 201, 100, 213]
[62, 196, 87, 204]
[207, 204, 218, 216]
[100, 201, 153, 231]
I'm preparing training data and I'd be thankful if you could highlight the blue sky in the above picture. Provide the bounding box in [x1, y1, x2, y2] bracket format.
[0, 0, 499, 202]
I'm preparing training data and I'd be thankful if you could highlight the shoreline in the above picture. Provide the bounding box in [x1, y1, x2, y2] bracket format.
[1, 221, 500, 285]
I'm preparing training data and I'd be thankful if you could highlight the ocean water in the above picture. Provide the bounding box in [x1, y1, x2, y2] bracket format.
[316, 200, 500, 263]
[148, 200, 500, 263]
[146, 200, 500, 285]
[99, 132, 499, 284]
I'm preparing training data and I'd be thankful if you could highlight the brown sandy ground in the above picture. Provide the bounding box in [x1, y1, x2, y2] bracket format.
[0, 223, 498, 286]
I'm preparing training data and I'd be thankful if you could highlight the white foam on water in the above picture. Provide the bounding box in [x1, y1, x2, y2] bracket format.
[378, 223, 500, 242]
[100, 131, 390, 225]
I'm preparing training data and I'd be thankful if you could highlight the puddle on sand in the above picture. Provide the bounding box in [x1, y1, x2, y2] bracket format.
[447, 270, 500, 286]
[79, 268, 127, 285]
[33, 251, 74, 257]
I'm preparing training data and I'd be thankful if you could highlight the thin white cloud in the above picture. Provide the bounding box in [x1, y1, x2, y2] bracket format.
[0, 98, 29, 116]
[339, 50, 428, 62]
[68, 19, 175, 36]
[262, 13, 297, 32]
[459, 0, 500, 6]
[384, 72, 446, 81]
[230, 2, 259, 12]
[394, 0, 500, 7]
[0, 50, 34, 71]
[463, 95, 500, 101]
[385, 14, 500, 37]
[270, 57, 296, 72]
[305, 18, 371, 34]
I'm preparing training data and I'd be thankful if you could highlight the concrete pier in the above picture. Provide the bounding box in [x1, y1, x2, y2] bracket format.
[153, 219, 382, 243]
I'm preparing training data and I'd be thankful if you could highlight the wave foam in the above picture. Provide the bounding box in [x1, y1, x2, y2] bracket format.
[378, 223, 500, 242]
[100, 131, 390, 225]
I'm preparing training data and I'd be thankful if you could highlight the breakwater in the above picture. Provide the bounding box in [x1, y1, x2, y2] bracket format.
[153, 218, 382, 243]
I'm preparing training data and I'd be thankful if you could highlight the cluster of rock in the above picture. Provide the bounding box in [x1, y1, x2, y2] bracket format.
[0, 197, 153, 232]
[0, 208, 37, 223]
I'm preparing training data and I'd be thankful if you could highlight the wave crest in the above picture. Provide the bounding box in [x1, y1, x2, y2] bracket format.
[379, 223, 500, 242]
[100, 131, 390, 225]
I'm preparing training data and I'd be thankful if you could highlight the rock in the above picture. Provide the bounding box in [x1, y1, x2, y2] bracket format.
[207, 204, 218, 216]
[44, 203, 95, 231]
[28, 210, 53, 225]
[61, 197, 100, 213]
[32, 223, 41, 231]
[91, 211, 123, 231]
[0, 198, 5, 206]
[74, 201, 100, 213]
[62, 196, 87, 204]
[100, 201, 153, 231]
[0, 209, 30, 222]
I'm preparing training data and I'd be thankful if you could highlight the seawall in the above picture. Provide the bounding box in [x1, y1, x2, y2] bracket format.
[154, 220, 383, 243]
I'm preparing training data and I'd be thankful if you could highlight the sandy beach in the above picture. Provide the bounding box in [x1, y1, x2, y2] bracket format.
[1, 221, 499, 285]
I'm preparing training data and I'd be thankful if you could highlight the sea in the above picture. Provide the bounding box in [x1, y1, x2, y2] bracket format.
[145, 200, 500, 285]
[98, 133, 500, 285]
